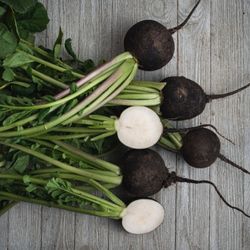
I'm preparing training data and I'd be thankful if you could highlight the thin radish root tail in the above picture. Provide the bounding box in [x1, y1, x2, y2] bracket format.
[164, 124, 235, 145]
[169, 0, 201, 34]
[164, 173, 250, 218]
[206, 83, 250, 101]
[218, 153, 250, 175]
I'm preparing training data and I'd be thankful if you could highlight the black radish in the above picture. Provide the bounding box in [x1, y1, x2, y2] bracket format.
[180, 127, 250, 174]
[120, 149, 250, 218]
[161, 76, 250, 120]
[124, 0, 201, 71]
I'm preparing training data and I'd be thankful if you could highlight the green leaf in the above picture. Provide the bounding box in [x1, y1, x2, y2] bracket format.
[0, 5, 6, 16]
[12, 154, 30, 173]
[3, 110, 31, 126]
[0, 0, 37, 14]
[65, 38, 77, 60]
[0, 23, 17, 59]
[64, 38, 95, 73]
[16, 2, 49, 33]
[3, 51, 34, 68]
[37, 108, 51, 123]
[26, 183, 37, 192]
[78, 59, 95, 73]
[2, 67, 15, 81]
[53, 28, 63, 60]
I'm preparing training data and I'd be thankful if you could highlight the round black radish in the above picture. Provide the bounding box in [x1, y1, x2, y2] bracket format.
[160, 76, 207, 120]
[124, 20, 174, 71]
[120, 149, 167, 197]
[181, 128, 220, 168]
[119, 148, 250, 218]
[124, 1, 201, 71]
[160, 76, 250, 120]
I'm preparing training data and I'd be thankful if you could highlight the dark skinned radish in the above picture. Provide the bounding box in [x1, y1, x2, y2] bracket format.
[180, 127, 250, 174]
[120, 149, 250, 218]
[164, 125, 250, 175]
[160, 76, 250, 120]
[124, 0, 201, 71]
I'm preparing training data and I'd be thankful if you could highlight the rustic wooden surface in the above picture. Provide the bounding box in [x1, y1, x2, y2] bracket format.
[0, 0, 250, 249]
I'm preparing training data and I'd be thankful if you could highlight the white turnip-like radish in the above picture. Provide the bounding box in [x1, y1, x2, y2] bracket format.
[121, 199, 164, 234]
[61, 106, 164, 149]
[115, 106, 163, 149]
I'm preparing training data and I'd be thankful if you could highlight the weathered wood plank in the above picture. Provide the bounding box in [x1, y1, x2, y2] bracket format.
[0, 211, 9, 250]
[176, 1, 211, 249]
[243, 1, 250, 249]
[8, 203, 41, 250]
[41, 208, 75, 250]
[210, 1, 245, 249]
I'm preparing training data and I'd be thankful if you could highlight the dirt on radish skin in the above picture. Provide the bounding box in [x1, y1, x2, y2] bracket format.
[160, 76, 250, 120]
[124, 0, 201, 71]
[120, 149, 250, 218]
[115, 106, 163, 149]
[121, 199, 164, 234]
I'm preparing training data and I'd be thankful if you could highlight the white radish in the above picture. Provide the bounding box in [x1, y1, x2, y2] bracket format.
[121, 199, 164, 234]
[115, 106, 163, 149]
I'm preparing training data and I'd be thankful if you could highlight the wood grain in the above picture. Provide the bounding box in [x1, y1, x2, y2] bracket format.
[4, 0, 250, 249]
[243, 1, 250, 249]
[176, 1, 211, 250]
[210, 1, 245, 250]
[0, 211, 8, 250]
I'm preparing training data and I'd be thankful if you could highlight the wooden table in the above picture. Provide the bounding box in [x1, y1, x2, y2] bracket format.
[1, 0, 250, 249]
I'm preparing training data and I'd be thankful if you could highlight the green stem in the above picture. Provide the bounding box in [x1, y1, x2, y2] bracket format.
[20, 39, 74, 71]
[158, 137, 178, 151]
[64, 61, 137, 125]
[0, 141, 122, 185]
[0, 69, 114, 111]
[17, 49, 83, 78]
[37, 133, 98, 140]
[0, 114, 37, 132]
[0, 192, 123, 218]
[108, 97, 161, 106]
[31, 68, 69, 89]
[131, 80, 166, 90]
[88, 179, 125, 207]
[53, 140, 121, 174]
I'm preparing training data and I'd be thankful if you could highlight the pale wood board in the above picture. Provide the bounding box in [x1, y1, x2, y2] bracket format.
[2, 0, 250, 249]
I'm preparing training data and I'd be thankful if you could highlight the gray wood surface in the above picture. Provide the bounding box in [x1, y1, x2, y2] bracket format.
[1, 0, 250, 249]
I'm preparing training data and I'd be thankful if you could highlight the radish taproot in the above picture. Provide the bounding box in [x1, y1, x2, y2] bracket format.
[124, 0, 201, 70]
[161, 76, 250, 120]
[120, 149, 250, 217]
